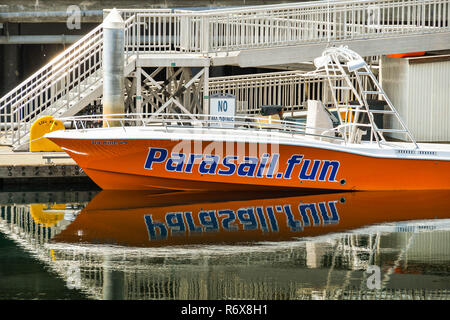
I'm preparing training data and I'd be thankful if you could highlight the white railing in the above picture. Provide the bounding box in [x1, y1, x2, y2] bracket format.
[0, 16, 138, 146]
[0, 24, 104, 146]
[104, 8, 172, 21]
[131, 0, 450, 54]
[139, 70, 360, 115]
[208, 71, 359, 114]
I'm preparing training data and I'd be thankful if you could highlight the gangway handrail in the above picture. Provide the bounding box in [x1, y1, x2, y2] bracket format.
[119, 0, 446, 16]
[0, 23, 104, 145]
[0, 16, 137, 147]
[132, 0, 450, 54]
[0, 23, 103, 108]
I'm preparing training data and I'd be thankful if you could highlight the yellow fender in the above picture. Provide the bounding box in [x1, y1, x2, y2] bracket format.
[30, 116, 65, 152]
[29, 204, 66, 227]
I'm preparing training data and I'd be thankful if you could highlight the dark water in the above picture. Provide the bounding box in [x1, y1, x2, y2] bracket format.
[0, 188, 449, 300]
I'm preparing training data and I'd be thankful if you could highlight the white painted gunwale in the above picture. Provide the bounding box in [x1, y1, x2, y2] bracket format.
[45, 126, 450, 161]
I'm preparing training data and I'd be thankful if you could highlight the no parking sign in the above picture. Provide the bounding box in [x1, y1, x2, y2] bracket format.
[209, 93, 236, 128]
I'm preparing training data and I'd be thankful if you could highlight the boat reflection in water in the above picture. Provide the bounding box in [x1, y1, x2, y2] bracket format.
[1, 190, 450, 300]
[52, 190, 450, 247]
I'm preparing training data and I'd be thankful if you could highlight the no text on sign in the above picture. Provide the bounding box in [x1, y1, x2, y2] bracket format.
[209, 93, 236, 128]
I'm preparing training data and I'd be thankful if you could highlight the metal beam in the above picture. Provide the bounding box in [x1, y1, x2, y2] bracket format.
[237, 32, 450, 67]
[137, 54, 210, 68]
[0, 35, 82, 44]
[0, 10, 102, 23]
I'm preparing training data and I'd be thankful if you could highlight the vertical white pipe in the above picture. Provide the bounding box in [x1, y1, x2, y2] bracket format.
[136, 67, 142, 114]
[203, 66, 209, 115]
[103, 8, 124, 127]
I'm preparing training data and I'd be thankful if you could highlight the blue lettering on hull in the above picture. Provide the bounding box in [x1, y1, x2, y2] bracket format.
[143, 147, 342, 183]
[144, 200, 341, 241]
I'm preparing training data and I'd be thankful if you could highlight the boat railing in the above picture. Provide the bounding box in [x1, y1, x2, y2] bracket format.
[55, 113, 345, 142]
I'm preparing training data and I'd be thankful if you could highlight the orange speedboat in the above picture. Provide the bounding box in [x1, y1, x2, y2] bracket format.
[51, 189, 450, 247]
[46, 47, 450, 191]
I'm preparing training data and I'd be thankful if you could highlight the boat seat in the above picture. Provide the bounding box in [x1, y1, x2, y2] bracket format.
[305, 100, 334, 141]
[260, 105, 284, 116]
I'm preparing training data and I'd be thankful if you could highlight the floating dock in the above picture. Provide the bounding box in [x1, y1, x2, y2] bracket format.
[0, 146, 94, 188]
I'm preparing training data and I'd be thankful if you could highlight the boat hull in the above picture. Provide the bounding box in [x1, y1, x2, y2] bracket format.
[47, 134, 450, 191]
[51, 189, 450, 247]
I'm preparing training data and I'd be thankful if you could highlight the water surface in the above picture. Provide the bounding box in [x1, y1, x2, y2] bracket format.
[0, 189, 449, 300]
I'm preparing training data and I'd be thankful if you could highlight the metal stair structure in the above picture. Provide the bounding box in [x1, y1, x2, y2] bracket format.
[1, 0, 450, 150]
[0, 19, 137, 150]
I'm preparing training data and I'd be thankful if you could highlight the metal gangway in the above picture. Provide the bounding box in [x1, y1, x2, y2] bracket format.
[1, 0, 450, 149]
